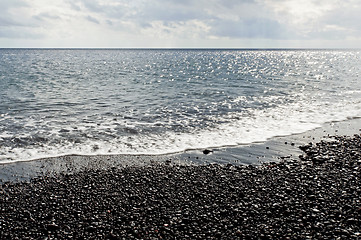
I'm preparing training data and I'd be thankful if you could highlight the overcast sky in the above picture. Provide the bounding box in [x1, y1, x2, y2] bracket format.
[1, 0, 361, 48]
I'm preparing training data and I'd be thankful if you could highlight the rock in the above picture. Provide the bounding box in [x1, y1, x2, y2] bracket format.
[46, 223, 60, 231]
[202, 149, 213, 155]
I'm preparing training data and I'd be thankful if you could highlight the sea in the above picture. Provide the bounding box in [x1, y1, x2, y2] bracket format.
[1, 49, 361, 164]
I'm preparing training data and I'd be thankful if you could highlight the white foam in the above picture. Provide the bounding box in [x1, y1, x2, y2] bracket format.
[1, 94, 361, 164]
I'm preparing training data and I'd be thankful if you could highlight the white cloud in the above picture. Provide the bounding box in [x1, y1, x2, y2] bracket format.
[264, 0, 361, 39]
[0, 0, 360, 48]
[86, 15, 100, 24]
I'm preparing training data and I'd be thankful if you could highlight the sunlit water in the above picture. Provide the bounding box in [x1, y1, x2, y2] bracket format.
[1, 49, 361, 163]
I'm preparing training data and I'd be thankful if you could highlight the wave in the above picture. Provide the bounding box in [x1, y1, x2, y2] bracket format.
[1, 97, 360, 164]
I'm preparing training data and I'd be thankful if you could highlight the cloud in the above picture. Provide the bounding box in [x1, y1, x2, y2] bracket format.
[261, 0, 361, 40]
[68, 1, 81, 11]
[0, 0, 361, 47]
[33, 12, 61, 22]
[0, 0, 28, 11]
[79, 0, 104, 13]
[0, 0, 44, 39]
[314, 1, 361, 39]
[66, 0, 289, 39]
[0, 0, 28, 27]
[70, 0, 128, 18]
[0, 28, 42, 39]
[209, 18, 294, 39]
[0, 17, 22, 27]
[86, 15, 100, 24]
[138, 1, 207, 22]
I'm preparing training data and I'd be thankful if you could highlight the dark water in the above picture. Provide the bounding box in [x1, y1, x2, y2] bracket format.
[1, 49, 361, 163]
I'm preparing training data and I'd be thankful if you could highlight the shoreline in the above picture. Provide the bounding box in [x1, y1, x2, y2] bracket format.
[182, 117, 361, 164]
[1, 118, 361, 182]
[1, 132, 360, 238]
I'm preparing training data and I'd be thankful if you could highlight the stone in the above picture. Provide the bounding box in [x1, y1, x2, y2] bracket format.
[202, 149, 213, 155]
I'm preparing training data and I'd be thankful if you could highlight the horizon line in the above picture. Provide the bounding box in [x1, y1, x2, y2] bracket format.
[0, 47, 360, 51]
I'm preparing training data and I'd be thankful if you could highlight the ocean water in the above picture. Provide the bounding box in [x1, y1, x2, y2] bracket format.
[0, 49, 361, 163]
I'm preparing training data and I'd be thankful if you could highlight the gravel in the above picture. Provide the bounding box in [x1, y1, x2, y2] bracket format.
[0, 134, 360, 239]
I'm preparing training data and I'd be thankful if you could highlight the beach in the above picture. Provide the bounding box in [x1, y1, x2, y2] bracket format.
[1, 121, 360, 239]
[1, 49, 361, 239]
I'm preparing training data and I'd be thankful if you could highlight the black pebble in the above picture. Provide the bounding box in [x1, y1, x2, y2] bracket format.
[202, 149, 213, 155]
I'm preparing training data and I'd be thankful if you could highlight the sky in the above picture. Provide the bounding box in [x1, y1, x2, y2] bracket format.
[1, 0, 361, 48]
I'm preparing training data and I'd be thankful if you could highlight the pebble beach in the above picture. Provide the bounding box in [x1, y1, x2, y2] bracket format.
[1, 133, 360, 239]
